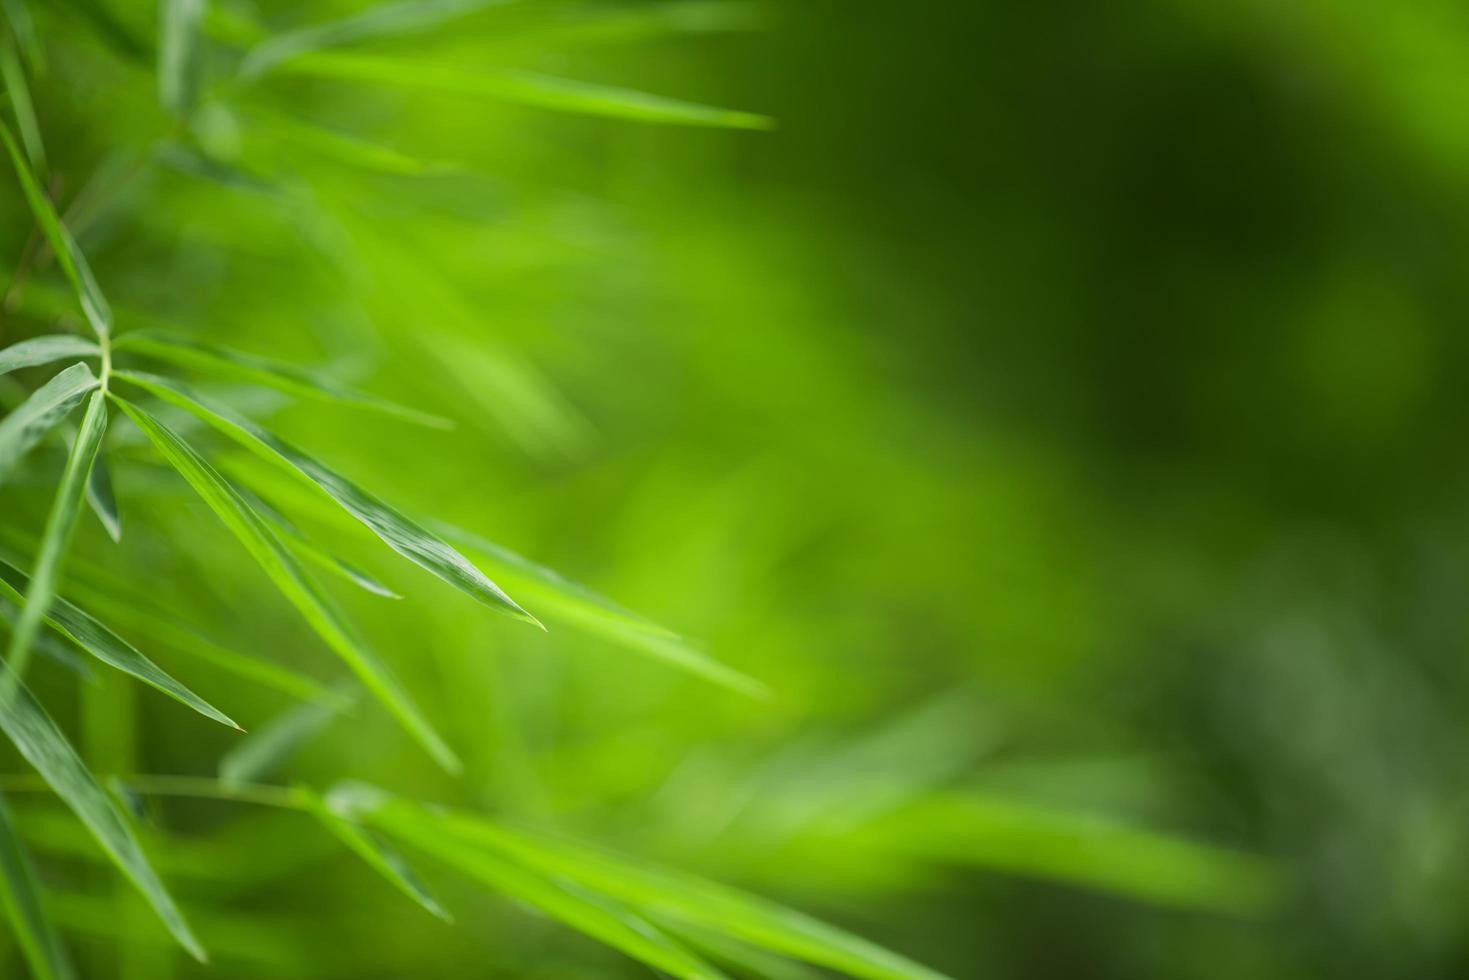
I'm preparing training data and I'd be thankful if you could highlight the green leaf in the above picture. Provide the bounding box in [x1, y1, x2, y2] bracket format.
[0, 32, 45, 173]
[0, 675, 204, 960]
[70, 590, 347, 708]
[83, 449, 120, 542]
[158, 0, 203, 114]
[238, 0, 501, 78]
[0, 0, 43, 70]
[280, 53, 774, 130]
[0, 121, 112, 338]
[112, 395, 461, 773]
[0, 557, 241, 731]
[113, 331, 451, 428]
[440, 522, 769, 698]
[351, 790, 727, 980]
[359, 795, 948, 980]
[247, 106, 462, 177]
[0, 336, 102, 378]
[295, 785, 450, 921]
[3, 389, 107, 684]
[114, 371, 538, 627]
[0, 362, 98, 486]
[0, 791, 73, 980]
[219, 695, 345, 786]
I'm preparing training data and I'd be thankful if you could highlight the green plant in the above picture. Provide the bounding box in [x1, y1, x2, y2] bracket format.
[0, 2, 950, 977]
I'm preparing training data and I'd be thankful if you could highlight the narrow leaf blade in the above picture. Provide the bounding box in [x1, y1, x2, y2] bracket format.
[0, 337, 101, 378]
[158, 0, 203, 114]
[296, 785, 450, 921]
[0, 362, 98, 486]
[0, 557, 241, 730]
[0, 678, 204, 959]
[115, 371, 537, 626]
[0, 791, 73, 980]
[4, 390, 108, 683]
[113, 395, 460, 772]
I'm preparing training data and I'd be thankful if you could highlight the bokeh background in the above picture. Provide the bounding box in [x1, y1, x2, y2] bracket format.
[4, 0, 1469, 977]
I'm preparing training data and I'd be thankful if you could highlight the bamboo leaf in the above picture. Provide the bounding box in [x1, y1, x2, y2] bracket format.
[0, 337, 101, 378]
[0, 676, 204, 959]
[351, 790, 727, 980]
[113, 331, 451, 428]
[239, 0, 502, 79]
[0, 791, 73, 980]
[158, 0, 203, 114]
[114, 371, 538, 627]
[113, 395, 461, 773]
[296, 785, 450, 921]
[0, 0, 42, 70]
[0, 32, 45, 173]
[0, 557, 241, 730]
[348, 789, 947, 980]
[84, 450, 120, 541]
[280, 52, 774, 129]
[0, 362, 98, 486]
[440, 522, 768, 698]
[0, 121, 112, 338]
[4, 389, 107, 683]
[247, 107, 462, 177]
[219, 696, 344, 786]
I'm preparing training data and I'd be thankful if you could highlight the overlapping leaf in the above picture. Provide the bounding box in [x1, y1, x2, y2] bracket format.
[0, 362, 98, 485]
[0, 791, 72, 980]
[0, 337, 101, 378]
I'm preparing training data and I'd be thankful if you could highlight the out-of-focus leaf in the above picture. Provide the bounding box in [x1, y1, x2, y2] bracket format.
[219, 695, 344, 786]
[113, 395, 461, 773]
[0, 121, 112, 337]
[473, 1, 768, 51]
[838, 793, 1284, 916]
[158, 0, 203, 114]
[0, 557, 241, 730]
[241, 488, 401, 599]
[239, 0, 502, 78]
[0, 791, 72, 980]
[0, 362, 98, 485]
[281, 52, 774, 129]
[114, 331, 451, 428]
[73, 589, 346, 707]
[296, 785, 450, 921]
[0, 0, 42, 69]
[0, 676, 204, 959]
[0, 33, 44, 173]
[84, 449, 120, 541]
[3, 390, 107, 683]
[349, 790, 948, 980]
[115, 371, 539, 627]
[350, 789, 726, 980]
[0, 337, 101, 378]
[248, 107, 462, 177]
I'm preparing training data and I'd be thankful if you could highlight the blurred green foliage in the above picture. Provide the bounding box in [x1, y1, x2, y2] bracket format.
[2, 0, 1468, 977]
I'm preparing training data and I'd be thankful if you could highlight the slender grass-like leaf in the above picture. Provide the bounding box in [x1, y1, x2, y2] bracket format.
[0, 558, 241, 730]
[69, 589, 346, 707]
[0, 362, 98, 486]
[0, 337, 101, 378]
[158, 0, 203, 114]
[296, 785, 450, 921]
[472, 1, 768, 52]
[219, 696, 344, 786]
[113, 395, 461, 772]
[0, 121, 111, 337]
[248, 107, 462, 177]
[0, 607, 94, 678]
[115, 371, 539, 627]
[0, 33, 44, 173]
[241, 488, 400, 598]
[239, 0, 502, 78]
[353, 791, 726, 980]
[4, 390, 107, 684]
[114, 331, 451, 428]
[84, 450, 120, 541]
[0, 791, 72, 980]
[0, 676, 203, 959]
[280, 52, 774, 129]
[353, 792, 947, 980]
[434, 522, 770, 696]
[0, 0, 42, 69]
